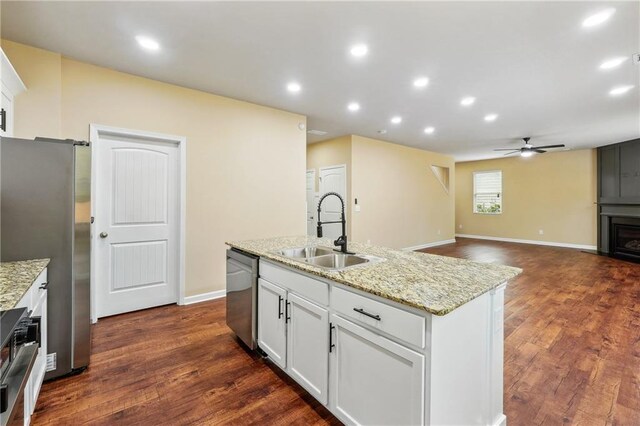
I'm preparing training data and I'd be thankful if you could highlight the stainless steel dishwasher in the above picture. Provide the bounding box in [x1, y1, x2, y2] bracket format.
[226, 248, 259, 349]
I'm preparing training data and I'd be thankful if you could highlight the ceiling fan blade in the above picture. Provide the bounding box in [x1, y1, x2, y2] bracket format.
[503, 151, 520, 156]
[534, 149, 547, 153]
[533, 144, 565, 149]
[494, 148, 521, 151]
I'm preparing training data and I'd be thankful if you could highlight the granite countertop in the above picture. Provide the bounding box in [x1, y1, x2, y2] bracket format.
[227, 236, 522, 316]
[0, 259, 50, 311]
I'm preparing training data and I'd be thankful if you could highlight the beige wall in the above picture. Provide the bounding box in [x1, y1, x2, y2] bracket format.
[350, 135, 455, 249]
[455, 149, 597, 247]
[306, 136, 352, 233]
[3, 40, 307, 296]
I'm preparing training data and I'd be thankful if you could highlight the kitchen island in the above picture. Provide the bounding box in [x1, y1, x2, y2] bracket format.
[227, 236, 521, 426]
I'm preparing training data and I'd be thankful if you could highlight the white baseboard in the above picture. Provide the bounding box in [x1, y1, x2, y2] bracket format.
[455, 234, 597, 251]
[182, 289, 226, 305]
[402, 239, 456, 251]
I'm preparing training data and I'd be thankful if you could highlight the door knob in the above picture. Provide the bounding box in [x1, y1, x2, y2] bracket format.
[100, 232, 108, 239]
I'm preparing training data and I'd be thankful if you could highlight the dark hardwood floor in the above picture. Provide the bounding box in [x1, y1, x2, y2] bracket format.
[32, 238, 640, 425]
[424, 238, 640, 425]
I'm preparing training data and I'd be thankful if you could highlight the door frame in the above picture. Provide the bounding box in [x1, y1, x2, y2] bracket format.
[306, 169, 316, 235]
[89, 124, 187, 323]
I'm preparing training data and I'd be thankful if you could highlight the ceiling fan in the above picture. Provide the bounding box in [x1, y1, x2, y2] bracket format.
[494, 137, 565, 157]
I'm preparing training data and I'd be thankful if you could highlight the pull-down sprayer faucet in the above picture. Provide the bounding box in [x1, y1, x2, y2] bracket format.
[316, 192, 353, 254]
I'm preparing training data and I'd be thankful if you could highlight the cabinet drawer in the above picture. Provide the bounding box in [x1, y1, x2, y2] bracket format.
[260, 261, 329, 306]
[331, 286, 426, 348]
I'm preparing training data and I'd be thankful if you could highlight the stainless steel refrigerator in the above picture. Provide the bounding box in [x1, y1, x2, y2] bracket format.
[1, 136, 91, 380]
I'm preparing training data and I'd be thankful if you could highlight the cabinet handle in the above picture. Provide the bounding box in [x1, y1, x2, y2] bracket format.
[278, 295, 283, 319]
[0, 109, 5, 132]
[39, 282, 49, 290]
[285, 301, 291, 323]
[353, 307, 381, 321]
[329, 323, 335, 353]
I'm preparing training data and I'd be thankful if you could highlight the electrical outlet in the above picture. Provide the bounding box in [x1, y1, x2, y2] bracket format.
[366, 239, 371, 244]
[538, 229, 544, 235]
[46, 353, 57, 372]
[355, 205, 361, 212]
[458, 224, 463, 229]
[437, 229, 441, 235]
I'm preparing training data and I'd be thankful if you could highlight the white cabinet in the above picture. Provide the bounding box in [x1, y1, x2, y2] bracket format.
[256, 260, 506, 426]
[13, 268, 48, 425]
[257, 278, 287, 369]
[286, 293, 329, 404]
[29, 283, 48, 413]
[0, 48, 26, 137]
[258, 276, 330, 402]
[329, 314, 425, 426]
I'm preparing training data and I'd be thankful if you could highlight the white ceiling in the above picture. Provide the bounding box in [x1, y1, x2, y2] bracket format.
[2, 1, 639, 161]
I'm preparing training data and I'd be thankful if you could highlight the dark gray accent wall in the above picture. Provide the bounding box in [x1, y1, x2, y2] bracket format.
[597, 138, 640, 253]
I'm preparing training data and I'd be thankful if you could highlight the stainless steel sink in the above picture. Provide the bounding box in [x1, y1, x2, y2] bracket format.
[275, 246, 384, 271]
[305, 253, 371, 269]
[276, 246, 335, 259]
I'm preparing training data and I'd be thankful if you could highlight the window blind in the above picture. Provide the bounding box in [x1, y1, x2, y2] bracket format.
[473, 170, 502, 214]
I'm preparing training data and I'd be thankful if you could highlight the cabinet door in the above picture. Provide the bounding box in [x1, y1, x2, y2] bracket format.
[330, 315, 425, 426]
[599, 145, 619, 199]
[620, 142, 640, 198]
[286, 293, 329, 405]
[257, 278, 287, 369]
[0, 83, 14, 137]
[30, 288, 47, 413]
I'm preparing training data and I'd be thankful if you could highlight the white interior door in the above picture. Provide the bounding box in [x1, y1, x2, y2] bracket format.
[306, 170, 316, 235]
[318, 165, 347, 241]
[95, 131, 180, 318]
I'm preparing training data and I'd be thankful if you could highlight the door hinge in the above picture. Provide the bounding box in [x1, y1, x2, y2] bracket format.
[329, 323, 335, 353]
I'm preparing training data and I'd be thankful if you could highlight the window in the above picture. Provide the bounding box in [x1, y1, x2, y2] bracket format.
[473, 170, 502, 214]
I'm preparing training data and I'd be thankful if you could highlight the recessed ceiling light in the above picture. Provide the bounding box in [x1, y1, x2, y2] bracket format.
[377, 129, 387, 134]
[521, 151, 534, 158]
[599, 57, 628, 70]
[391, 116, 402, 124]
[424, 127, 435, 134]
[413, 77, 429, 88]
[609, 85, 634, 96]
[287, 82, 301, 93]
[347, 102, 360, 112]
[135, 35, 160, 51]
[484, 114, 498, 122]
[460, 97, 476, 106]
[582, 8, 616, 28]
[350, 44, 368, 57]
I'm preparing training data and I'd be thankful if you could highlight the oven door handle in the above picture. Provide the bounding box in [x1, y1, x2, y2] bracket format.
[0, 344, 38, 420]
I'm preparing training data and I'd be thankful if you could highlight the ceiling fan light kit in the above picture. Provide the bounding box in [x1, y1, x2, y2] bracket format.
[494, 137, 566, 158]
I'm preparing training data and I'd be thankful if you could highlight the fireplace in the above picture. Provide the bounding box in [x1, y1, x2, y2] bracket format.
[610, 217, 640, 261]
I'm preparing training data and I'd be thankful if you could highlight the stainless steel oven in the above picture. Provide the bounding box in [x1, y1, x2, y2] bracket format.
[1, 308, 40, 426]
[225, 249, 259, 349]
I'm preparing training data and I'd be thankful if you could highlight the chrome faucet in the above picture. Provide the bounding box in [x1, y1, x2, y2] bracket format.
[317, 192, 353, 254]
